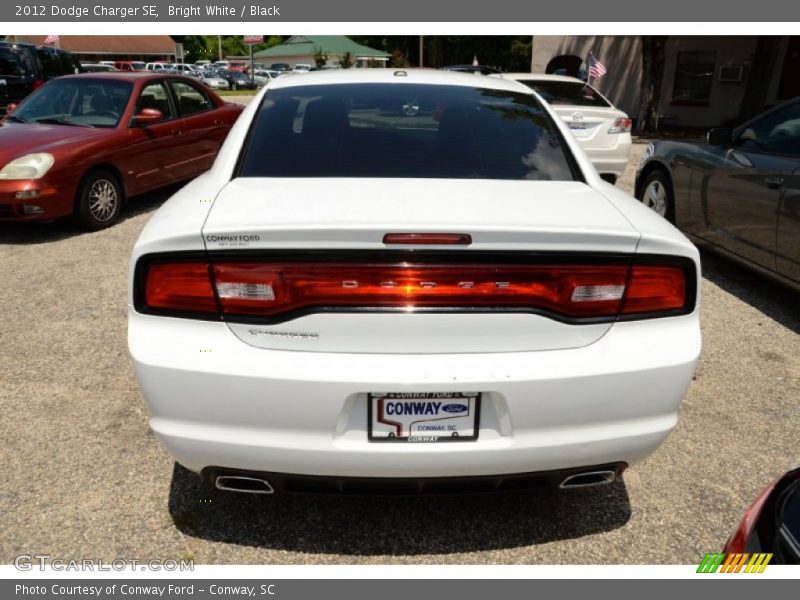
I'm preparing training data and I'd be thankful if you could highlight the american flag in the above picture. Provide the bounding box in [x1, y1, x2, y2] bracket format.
[43, 34, 59, 45]
[588, 52, 607, 80]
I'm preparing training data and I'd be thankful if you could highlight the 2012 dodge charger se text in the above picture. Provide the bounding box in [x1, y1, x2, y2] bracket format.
[128, 69, 701, 496]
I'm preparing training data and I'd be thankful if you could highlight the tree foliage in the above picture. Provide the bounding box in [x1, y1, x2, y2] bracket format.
[170, 35, 287, 62]
[349, 36, 534, 71]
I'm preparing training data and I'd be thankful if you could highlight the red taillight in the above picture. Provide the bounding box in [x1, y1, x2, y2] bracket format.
[724, 480, 779, 553]
[211, 263, 631, 318]
[144, 262, 218, 313]
[609, 117, 632, 134]
[138, 258, 689, 321]
[621, 266, 686, 314]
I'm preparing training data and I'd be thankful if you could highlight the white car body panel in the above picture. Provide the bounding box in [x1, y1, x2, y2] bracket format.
[128, 69, 700, 486]
[129, 312, 699, 477]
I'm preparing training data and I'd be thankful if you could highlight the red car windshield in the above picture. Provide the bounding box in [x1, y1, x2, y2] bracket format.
[13, 78, 133, 128]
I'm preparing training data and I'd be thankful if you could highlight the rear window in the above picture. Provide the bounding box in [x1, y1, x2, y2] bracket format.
[239, 83, 577, 181]
[518, 80, 611, 108]
[0, 47, 35, 77]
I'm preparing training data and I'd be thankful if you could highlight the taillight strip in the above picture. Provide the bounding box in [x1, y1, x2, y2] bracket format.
[134, 252, 695, 324]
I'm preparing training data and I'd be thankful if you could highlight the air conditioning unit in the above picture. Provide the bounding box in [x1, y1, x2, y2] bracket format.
[719, 65, 744, 82]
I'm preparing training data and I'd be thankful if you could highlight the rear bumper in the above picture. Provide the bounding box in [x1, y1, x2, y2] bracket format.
[202, 462, 628, 495]
[129, 308, 700, 479]
[582, 135, 632, 176]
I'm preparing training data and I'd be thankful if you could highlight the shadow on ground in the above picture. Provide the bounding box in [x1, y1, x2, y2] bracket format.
[167, 464, 631, 556]
[0, 185, 181, 245]
[700, 249, 800, 334]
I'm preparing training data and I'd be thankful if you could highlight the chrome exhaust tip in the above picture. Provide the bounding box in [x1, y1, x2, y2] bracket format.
[559, 470, 617, 489]
[215, 475, 275, 494]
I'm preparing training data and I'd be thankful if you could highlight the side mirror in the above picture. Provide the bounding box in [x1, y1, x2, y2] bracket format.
[133, 108, 162, 125]
[5, 103, 17, 115]
[707, 127, 733, 146]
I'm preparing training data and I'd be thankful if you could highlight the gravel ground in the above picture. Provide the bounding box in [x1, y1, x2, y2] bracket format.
[0, 141, 798, 565]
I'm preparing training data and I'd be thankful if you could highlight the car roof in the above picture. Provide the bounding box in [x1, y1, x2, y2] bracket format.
[502, 73, 586, 84]
[267, 68, 534, 94]
[58, 72, 195, 84]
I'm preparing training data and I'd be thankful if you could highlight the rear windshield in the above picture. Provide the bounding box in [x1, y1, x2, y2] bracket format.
[0, 47, 35, 77]
[238, 83, 577, 181]
[518, 80, 611, 108]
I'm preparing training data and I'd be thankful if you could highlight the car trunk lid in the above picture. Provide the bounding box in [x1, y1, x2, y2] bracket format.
[551, 106, 627, 148]
[201, 177, 641, 353]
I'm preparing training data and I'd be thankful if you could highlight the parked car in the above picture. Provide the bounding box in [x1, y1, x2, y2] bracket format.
[253, 69, 280, 88]
[170, 64, 196, 75]
[270, 63, 291, 72]
[146, 62, 171, 72]
[292, 63, 312, 73]
[196, 71, 230, 90]
[113, 61, 146, 72]
[0, 41, 83, 115]
[194, 60, 212, 69]
[506, 73, 632, 184]
[81, 63, 119, 72]
[0, 73, 243, 229]
[636, 97, 800, 292]
[217, 69, 256, 91]
[128, 70, 701, 496]
[723, 466, 799, 564]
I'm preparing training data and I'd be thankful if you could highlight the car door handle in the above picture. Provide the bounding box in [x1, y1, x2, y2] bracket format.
[171, 129, 182, 137]
[764, 176, 784, 189]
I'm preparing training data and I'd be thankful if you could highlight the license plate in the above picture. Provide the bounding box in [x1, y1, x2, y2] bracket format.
[368, 392, 480, 442]
[569, 124, 589, 137]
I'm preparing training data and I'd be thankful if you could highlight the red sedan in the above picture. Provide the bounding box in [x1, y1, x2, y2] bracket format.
[0, 73, 243, 229]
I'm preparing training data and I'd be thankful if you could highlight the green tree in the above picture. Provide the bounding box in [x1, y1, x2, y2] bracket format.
[313, 46, 329, 68]
[390, 49, 410, 68]
[339, 52, 354, 69]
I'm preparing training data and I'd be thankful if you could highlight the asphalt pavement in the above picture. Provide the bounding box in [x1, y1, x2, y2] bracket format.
[0, 142, 798, 565]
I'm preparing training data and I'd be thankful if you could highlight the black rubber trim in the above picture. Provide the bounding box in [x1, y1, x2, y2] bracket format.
[200, 462, 628, 496]
[132, 249, 697, 325]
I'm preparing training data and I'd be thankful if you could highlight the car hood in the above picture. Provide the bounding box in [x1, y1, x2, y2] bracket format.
[0, 122, 110, 165]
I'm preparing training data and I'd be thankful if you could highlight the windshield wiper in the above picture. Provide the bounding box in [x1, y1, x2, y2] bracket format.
[34, 117, 94, 128]
[4, 114, 28, 123]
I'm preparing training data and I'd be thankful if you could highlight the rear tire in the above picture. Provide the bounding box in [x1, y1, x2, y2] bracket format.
[74, 169, 123, 231]
[638, 169, 675, 223]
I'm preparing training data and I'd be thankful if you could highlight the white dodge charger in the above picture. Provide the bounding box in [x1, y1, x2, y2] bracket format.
[128, 69, 701, 495]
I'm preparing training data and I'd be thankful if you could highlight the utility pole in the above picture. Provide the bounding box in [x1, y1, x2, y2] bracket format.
[419, 35, 423, 68]
[218, 35, 223, 61]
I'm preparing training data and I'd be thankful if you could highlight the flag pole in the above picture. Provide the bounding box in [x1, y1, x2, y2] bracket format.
[586, 50, 592, 85]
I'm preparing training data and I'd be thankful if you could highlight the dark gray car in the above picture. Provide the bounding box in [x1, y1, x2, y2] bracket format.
[636, 97, 800, 291]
